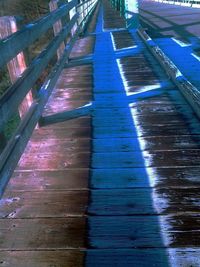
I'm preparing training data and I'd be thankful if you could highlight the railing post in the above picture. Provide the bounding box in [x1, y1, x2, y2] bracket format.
[68, 0, 78, 36]
[49, 0, 67, 59]
[125, 0, 139, 29]
[0, 16, 33, 118]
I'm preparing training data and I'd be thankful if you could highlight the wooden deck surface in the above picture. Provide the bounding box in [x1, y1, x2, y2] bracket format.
[1, 1, 200, 266]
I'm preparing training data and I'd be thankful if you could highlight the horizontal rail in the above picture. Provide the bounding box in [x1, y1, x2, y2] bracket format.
[77, 0, 98, 31]
[138, 28, 200, 119]
[154, 0, 200, 7]
[0, 0, 77, 68]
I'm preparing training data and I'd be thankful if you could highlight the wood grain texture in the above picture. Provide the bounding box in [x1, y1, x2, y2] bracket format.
[91, 167, 200, 188]
[88, 188, 200, 215]
[88, 214, 200, 248]
[8, 169, 89, 191]
[0, 218, 86, 249]
[0, 190, 88, 218]
[86, 248, 200, 267]
[0, 250, 84, 267]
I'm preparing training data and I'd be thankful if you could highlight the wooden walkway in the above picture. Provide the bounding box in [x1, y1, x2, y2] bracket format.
[0, 1, 200, 266]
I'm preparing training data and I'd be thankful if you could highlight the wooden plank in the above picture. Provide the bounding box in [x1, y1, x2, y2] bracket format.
[24, 138, 91, 154]
[0, 190, 88, 218]
[0, 217, 86, 249]
[88, 188, 200, 215]
[86, 248, 200, 267]
[93, 135, 200, 152]
[0, 250, 84, 267]
[31, 127, 92, 140]
[129, 102, 192, 116]
[0, 0, 77, 68]
[112, 30, 136, 50]
[44, 100, 92, 115]
[88, 214, 200, 248]
[91, 166, 200, 188]
[92, 150, 200, 168]
[39, 117, 91, 128]
[93, 124, 200, 138]
[8, 169, 89, 191]
[17, 151, 91, 170]
[92, 114, 197, 127]
[69, 36, 95, 58]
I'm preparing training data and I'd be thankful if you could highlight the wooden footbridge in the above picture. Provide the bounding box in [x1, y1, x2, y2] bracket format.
[0, 0, 200, 266]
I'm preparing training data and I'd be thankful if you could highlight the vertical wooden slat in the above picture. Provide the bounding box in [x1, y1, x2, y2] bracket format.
[0, 16, 33, 118]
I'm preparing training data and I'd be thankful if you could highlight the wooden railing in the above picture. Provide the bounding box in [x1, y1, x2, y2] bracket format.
[0, 0, 98, 196]
[154, 0, 200, 7]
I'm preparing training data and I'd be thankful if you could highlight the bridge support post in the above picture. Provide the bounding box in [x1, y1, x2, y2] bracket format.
[125, 0, 139, 29]
[0, 17, 33, 117]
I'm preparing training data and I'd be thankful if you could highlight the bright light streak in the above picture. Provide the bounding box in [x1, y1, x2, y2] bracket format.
[191, 52, 200, 62]
[171, 38, 191, 47]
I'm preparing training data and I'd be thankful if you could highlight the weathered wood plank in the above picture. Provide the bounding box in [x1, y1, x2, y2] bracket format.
[92, 114, 197, 128]
[93, 135, 200, 152]
[86, 248, 200, 267]
[111, 30, 136, 50]
[92, 150, 200, 168]
[91, 166, 200, 188]
[17, 151, 90, 170]
[0, 190, 88, 218]
[70, 36, 95, 58]
[0, 218, 86, 249]
[0, 250, 84, 267]
[88, 188, 200, 215]
[93, 124, 200, 138]
[31, 127, 92, 140]
[24, 138, 91, 154]
[44, 100, 92, 116]
[8, 169, 89, 191]
[88, 214, 200, 248]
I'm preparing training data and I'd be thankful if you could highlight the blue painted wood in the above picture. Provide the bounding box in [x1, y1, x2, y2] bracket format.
[90, 167, 200, 189]
[87, 3, 169, 265]
[86, 248, 200, 267]
[88, 188, 200, 215]
[88, 214, 200, 248]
